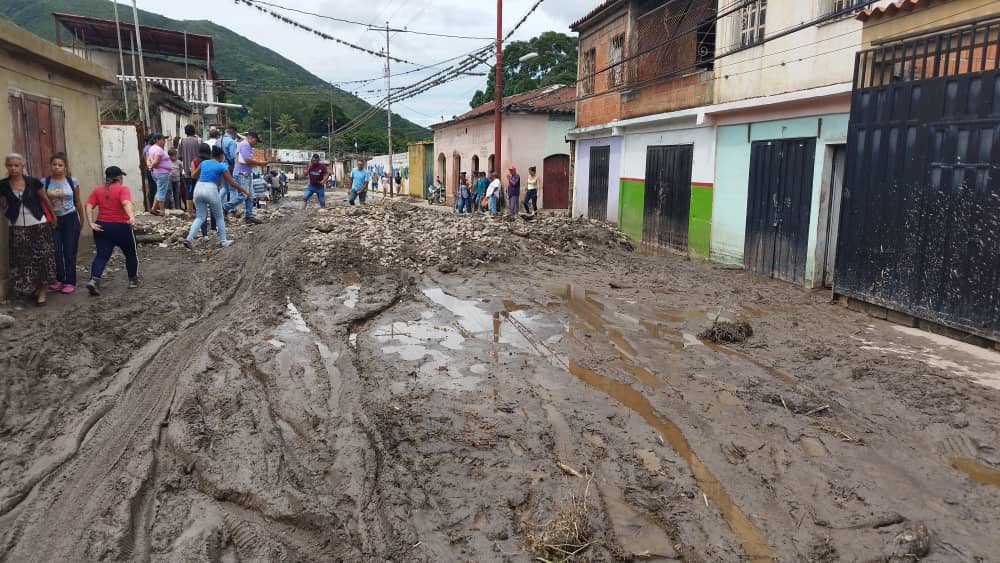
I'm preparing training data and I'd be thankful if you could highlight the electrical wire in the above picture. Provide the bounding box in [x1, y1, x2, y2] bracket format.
[233, 0, 422, 65]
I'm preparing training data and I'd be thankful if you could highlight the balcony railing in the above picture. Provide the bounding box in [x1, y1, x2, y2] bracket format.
[117, 75, 217, 104]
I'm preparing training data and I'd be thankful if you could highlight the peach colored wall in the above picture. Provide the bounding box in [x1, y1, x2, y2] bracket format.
[432, 113, 572, 203]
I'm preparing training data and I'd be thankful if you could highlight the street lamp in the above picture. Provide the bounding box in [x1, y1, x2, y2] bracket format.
[519, 52, 539, 63]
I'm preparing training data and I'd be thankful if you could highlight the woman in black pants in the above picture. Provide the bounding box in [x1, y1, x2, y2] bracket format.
[84, 166, 139, 295]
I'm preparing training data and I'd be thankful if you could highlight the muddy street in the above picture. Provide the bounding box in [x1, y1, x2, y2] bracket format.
[1, 192, 999, 562]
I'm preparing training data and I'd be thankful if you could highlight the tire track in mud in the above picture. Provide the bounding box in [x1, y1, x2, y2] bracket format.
[0, 221, 297, 563]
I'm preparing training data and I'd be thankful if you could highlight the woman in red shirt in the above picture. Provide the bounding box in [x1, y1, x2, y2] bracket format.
[84, 166, 139, 296]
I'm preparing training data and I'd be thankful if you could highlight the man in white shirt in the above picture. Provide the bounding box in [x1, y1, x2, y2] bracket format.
[485, 173, 502, 217]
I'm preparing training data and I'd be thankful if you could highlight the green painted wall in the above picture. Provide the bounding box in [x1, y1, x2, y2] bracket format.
[618, 179, 645, 242]
[688, 185, 713, 258]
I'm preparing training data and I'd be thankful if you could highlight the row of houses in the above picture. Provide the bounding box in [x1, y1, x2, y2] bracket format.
[564, 0, 1000, 342]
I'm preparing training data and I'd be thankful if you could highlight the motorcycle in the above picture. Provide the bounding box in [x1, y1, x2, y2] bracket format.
[426, 183, 447, 205]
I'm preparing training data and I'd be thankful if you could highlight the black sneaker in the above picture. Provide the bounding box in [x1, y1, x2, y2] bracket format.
[86, 279, 101, 296]
[182, 239, 193, 249]
[128, 277, 141, 289]
[244, 216, 263, 225]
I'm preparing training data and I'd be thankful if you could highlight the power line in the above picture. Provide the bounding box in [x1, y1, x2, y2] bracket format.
[233, 0, 421, 65]
[240, 0, 492, 40]
[515, 0, 992, 113]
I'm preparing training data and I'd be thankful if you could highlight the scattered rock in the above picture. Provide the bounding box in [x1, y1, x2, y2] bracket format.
[888, 523, 931, 561]
[699, 320, 754, 344]
[437, 262, 457, 274]
[950, 413, 970, 429]
[0, 313, 14, 328]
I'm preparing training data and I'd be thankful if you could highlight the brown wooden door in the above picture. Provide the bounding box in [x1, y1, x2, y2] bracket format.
[542, 154, 569, 209]
[8, 93, 66, 178]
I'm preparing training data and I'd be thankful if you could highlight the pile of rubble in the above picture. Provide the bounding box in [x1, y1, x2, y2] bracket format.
[302, 201, 632, 272]
[132, 208, 288, 246]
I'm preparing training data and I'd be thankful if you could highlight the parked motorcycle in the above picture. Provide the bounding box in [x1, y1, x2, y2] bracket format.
[427, 183, 447, 205]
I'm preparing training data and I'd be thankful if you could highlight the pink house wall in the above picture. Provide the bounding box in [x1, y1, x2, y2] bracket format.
[432, 113, 571, 204]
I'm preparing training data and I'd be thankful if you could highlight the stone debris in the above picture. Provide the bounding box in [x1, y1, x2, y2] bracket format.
[302, 202, 632, 271]
[133, 208, 288, 245]
[0, 314, 14, 329]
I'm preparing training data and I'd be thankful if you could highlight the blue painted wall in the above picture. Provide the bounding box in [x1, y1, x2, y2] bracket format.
[711, 114, 850, 285]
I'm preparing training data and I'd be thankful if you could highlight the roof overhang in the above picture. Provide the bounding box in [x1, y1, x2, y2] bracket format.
[53, 12, 213, 62]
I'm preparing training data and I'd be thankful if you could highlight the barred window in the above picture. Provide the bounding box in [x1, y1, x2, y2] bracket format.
[609, 34, 625, 87]
[582, 48, 596, 95]
[740, 0, 766, 48]
[828, 0, 866, 14]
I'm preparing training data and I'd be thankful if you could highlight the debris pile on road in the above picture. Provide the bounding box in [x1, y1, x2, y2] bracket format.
[132, 208, 287, 246]
[302, 202, 632, 271]
[699, 319, 754, 344]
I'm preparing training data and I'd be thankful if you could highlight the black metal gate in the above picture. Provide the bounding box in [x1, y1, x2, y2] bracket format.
[588, 146, 610, 220]
[837, 21, 1000, 338]
[643, 145, 693, 251]
[745, 138, 816, 284]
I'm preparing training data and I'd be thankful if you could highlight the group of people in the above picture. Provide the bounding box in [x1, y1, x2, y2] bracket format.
[145, 125, 266, 226]
[0, 152, 139, 304]
[451, 165, 539, 218]
[300, 155, 372, 208]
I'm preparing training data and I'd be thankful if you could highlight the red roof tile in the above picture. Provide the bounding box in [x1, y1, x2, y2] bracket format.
[433, 85, 576, 128]
[857, 0, 953, 21]
[570, 0, 626, 31]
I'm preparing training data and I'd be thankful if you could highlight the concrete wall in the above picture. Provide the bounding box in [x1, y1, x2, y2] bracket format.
[433, 113, 573, 203]
[713, 0, 861, 104]
[861, 0, 999, 45]
[617, 120, 717, 257]
[100, 124, 145, 210]
[572, 136, 622, 223]
[711, 112, 849, 286]
[0, 22, 112, 299]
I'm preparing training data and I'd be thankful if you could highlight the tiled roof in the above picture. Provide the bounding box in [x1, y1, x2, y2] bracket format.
[857, 0, 952, 21]
[432, 85, 576, 129]
[570, 0, 626, 31]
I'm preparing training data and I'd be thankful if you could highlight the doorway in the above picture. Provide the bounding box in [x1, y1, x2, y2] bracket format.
[818, 144, 846, 288]
[744, 138, 816, 284]
[471, 155, 480, 177]
[543, 154, 570, 209]
[437, 153, 446, 188]
[588, 146, 610, 220]
[643, 145, 693, 252]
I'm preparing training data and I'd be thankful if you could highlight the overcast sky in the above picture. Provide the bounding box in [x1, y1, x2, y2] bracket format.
[133, 0, 584, 128]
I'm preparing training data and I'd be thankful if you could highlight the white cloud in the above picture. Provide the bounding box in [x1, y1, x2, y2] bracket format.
[135, 0, 586, 128]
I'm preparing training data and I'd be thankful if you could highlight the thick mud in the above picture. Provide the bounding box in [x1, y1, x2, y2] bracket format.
[2, 192, 999, 561]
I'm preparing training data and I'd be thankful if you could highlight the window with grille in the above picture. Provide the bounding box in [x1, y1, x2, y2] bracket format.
[827, 0, 866, 14]
[740, 0, 766, 48]
[609, 34, 625, 87]
[582, 48, 596, 95]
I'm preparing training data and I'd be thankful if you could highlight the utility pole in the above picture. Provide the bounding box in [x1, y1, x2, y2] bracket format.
[129, 0, 151, 130]
[111, 1, 129, 119]
[494, 0, 502, 179]
[385, 21, 394, 197]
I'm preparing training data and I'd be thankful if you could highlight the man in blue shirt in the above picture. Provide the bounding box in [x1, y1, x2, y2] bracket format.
[221, 126, 238, 172]
[349, 160, 369, 206]
[223, 130, 267, 224]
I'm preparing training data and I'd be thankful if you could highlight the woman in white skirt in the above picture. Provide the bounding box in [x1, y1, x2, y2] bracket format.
[182, 144, 249, 249]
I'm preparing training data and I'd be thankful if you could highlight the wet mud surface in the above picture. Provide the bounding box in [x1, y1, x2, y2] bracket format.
[2, 195, 999, 562]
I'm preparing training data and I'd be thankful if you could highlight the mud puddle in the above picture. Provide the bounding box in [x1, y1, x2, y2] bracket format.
[952, 457, 1000, 487]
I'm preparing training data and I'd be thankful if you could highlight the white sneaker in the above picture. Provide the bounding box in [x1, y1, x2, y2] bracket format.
[220, 240, 233, 248]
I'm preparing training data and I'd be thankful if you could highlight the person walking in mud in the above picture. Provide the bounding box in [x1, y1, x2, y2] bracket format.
[223, 130, 266, 225]
[43, 153, 85, 294]
[302, 153, 329, 209]
[147, 134, 172, 217]
[84, 166, 139, 295]
[350, 160, 369, 206]
[183, 145, 249, 250]
[0, 153, 57, 306]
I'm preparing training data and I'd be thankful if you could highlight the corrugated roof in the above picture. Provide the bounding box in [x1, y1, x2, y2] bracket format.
[857, 0, 953, 21]
[432, 85, 576, 129]
[570, 0, 626, 31]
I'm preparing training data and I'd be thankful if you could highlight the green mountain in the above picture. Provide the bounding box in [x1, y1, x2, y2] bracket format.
[0, 0, 429, 147]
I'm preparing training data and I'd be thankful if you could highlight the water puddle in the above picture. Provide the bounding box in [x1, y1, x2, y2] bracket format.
[599, 483, 678, 560]
[952, 458, 1000, 487]
[567, 360, 775, 562]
